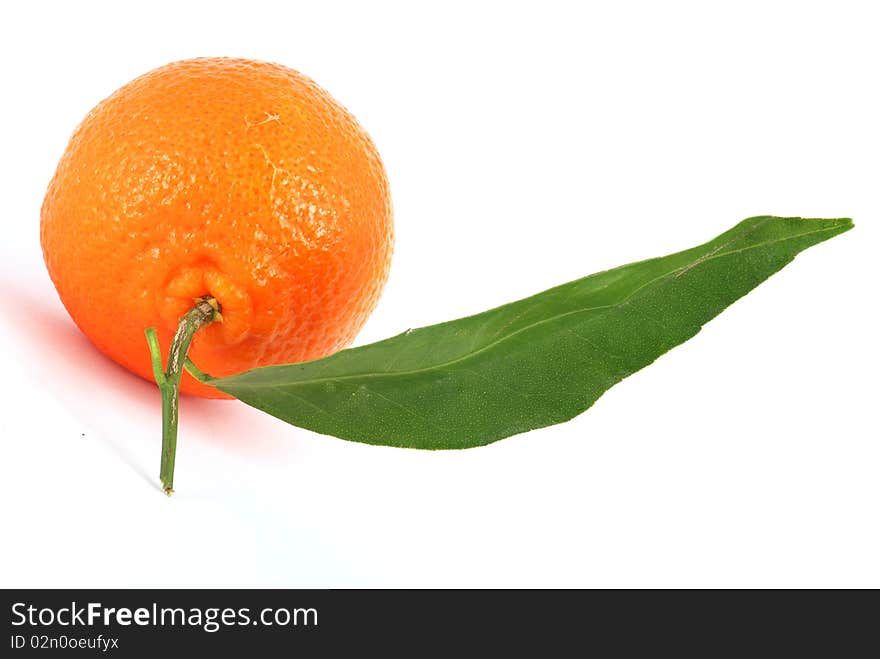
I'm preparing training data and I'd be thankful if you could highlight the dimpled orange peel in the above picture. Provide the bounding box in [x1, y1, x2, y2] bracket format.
[40, 57, 394, 400]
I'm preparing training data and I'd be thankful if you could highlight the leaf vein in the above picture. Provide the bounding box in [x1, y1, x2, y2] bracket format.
[216, 222, 845, 390]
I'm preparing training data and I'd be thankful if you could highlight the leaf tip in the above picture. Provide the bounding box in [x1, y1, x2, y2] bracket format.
[810, 216, 854, 239]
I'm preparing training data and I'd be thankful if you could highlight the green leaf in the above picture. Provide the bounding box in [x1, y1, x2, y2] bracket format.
[190, 216, 852, 449]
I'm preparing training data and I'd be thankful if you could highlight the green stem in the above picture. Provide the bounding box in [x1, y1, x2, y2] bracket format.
[145, 296, 221, 495]
[183, 357, 211, 383]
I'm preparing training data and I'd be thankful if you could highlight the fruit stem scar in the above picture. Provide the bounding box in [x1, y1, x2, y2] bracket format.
[145, 296, 222, 495]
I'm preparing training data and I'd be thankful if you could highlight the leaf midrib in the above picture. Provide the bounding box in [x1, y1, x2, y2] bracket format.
[213, 223, 845, 390]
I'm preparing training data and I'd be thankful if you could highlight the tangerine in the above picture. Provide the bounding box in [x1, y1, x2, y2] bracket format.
[41, 58, 393, 397]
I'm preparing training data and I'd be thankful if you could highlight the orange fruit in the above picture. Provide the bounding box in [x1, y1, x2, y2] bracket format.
[41, 58, 393, 398]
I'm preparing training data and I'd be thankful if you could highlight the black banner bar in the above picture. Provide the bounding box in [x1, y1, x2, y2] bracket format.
[2, 589, 873, 654]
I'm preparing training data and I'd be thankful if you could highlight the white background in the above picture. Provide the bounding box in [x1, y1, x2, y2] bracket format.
[0, 1, 877, 588]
